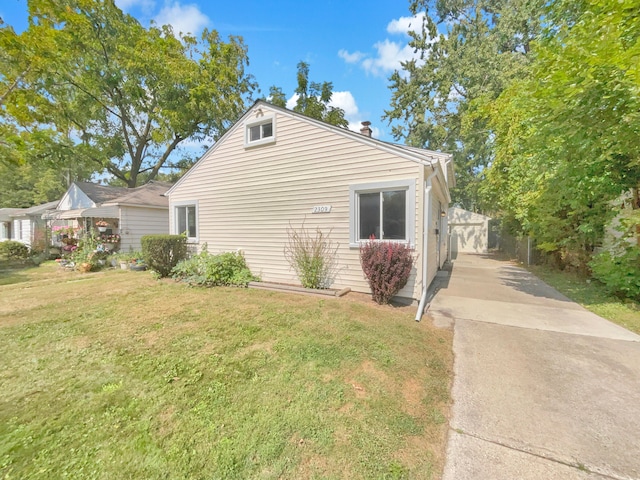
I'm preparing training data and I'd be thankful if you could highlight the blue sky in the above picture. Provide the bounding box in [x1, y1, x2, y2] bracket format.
[0, 0, 425, 141]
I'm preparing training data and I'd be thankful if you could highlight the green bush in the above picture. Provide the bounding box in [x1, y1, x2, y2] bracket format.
[360, 240, 415, 304]
[141, 234, 188, 277]
[590, 246, 640, 301]
[284, 224, 337, 289]
[172, 247, 257, 287]
[0, 241, 29, 260]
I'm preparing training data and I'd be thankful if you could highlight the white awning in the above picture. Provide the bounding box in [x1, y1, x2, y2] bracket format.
[44, 206, 120, 220]
[81, 205, 119, 218]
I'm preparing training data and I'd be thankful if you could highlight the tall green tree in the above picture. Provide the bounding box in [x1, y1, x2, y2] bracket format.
[268, 61, 348, 128]
[0, 0, 255, 188]
[384, 0, 543, 209]
[482, 0, 640, 270]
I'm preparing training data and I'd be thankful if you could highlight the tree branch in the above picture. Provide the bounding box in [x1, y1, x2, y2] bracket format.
[147, 134, 183, 181]
[0, 65, 31, 107]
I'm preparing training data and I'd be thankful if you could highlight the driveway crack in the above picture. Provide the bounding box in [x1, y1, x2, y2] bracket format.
[450, 428, 633, 480]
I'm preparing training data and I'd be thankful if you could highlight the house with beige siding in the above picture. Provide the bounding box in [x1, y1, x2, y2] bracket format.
[166, 101, 454, 316]
[46, 181, 171, 252]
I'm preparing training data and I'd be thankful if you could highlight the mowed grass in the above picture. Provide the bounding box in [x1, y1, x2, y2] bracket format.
[0, 262, 452, 479]
[529, 265, 640, 335]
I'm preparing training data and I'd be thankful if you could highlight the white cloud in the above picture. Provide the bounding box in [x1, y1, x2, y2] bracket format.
[386, 12, 426, 36]
[283, 91, 380, 137]
[329, 91, 359, 118]
[154, 2, 209, 36]
[361, 40, 418, 77]
[327, 91, 383, 137]
[338, 13, 428, 78]
[338, 49, 366, 64]
[285, 94, 298, 110]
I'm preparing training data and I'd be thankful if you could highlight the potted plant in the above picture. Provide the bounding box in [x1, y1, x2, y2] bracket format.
[95, 220, 109, 233]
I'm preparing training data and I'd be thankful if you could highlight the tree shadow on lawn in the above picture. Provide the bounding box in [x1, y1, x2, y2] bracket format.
[0, 260, 46, 286]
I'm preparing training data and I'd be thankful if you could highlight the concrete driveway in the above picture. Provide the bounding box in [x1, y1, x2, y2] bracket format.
[428, 253, 640, 480]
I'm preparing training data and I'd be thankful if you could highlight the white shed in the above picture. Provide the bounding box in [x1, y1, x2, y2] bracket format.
[448, 207, 491, 255]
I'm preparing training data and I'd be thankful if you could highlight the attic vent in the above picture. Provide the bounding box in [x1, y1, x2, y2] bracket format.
[360, 121, 372, 138]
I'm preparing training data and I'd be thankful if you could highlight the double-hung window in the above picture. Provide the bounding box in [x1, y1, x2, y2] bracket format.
[350, 180, 415, 246]
[175, 202, 197, 240]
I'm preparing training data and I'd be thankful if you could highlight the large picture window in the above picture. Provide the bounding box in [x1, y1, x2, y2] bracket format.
[350, 180, 415, 246]
[175, 204, 197, 239]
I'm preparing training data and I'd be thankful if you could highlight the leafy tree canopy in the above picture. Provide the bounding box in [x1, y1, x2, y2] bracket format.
[481, 0, 640, 270]
[0, 0, 256, 189]
[384, 0, 544, 210]
[268, 61, 348, 128]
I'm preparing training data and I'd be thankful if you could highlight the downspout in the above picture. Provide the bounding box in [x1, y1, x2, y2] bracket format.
[446, 156, 453, 264]
[416, 165, 438, 321]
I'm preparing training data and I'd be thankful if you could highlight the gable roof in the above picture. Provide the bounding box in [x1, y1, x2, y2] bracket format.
[166, 100, 454, 197]
[75, 181, 129, 204]
[105, 181, 172, 208]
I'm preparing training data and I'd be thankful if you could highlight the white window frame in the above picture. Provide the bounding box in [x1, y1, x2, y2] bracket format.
[244, 113, 276, 148]
[173, 200, 198, 242]
[349, 180, 416, 248]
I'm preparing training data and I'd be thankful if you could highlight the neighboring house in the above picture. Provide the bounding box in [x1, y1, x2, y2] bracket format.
[448, 207, 491, 256]
[46, 181, 171, 252]
[8, 201, 59, 250]
[0, 208, 26, 242]
[166, 100, 454, 312]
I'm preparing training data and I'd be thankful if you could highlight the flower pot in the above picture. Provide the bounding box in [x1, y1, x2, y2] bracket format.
[98, 226, 107, 232]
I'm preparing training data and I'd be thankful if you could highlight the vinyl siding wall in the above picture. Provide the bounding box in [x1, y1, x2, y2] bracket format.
[119, 207, 169, 252]
[12, 219, 31, 246]
[170, 109, 436, 299]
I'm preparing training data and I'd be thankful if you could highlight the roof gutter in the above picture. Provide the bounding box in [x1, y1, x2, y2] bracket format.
[416, 165, 438, 321]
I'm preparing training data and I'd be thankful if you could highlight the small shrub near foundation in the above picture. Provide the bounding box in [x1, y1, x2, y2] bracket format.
[141, 234, 187, 277]
[284, 224, 338, 289]
[360, 239, 415, 304]
[172, 247, 257, 287]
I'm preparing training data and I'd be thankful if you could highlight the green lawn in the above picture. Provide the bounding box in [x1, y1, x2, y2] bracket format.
[529, 264, 640, 335]
[0, 262, 452, 479]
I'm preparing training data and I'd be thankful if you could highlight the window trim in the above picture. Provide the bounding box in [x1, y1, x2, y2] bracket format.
[244, 113, 276, 148]
[349, 180, 416, 248]
[173, 200, 198, 242]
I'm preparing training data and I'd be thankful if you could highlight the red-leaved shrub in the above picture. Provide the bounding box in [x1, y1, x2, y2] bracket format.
[359, 239, 415, 304]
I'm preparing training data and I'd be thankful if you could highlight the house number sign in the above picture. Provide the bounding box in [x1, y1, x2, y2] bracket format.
[312, 205, 332, 214]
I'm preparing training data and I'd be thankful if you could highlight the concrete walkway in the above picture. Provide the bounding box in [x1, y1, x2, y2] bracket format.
[428, 253, 640, 480]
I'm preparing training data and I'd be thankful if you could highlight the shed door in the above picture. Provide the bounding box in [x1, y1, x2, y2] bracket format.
[450, 223, 488, 254]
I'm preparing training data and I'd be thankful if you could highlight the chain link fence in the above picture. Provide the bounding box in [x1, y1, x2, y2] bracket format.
[490, 219, 543, 265]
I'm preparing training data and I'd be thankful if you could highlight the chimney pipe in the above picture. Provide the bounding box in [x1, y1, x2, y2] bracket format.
[360, 121, 372, 138]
